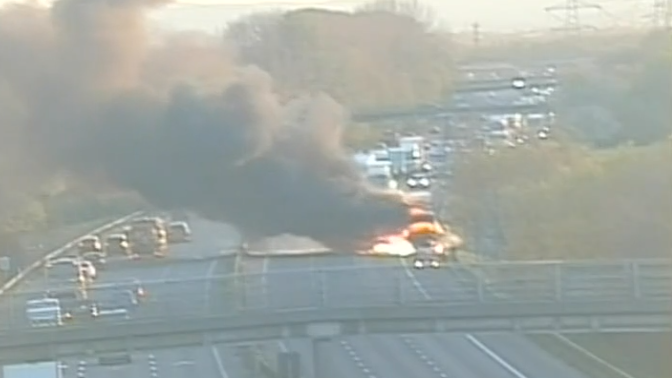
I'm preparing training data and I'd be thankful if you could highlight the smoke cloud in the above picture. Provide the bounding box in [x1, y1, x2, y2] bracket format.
[0, 0, 406, 246]
[0, 0, 410, 248]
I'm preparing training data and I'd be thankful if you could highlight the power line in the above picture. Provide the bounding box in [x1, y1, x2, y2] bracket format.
[472, 22, 481, 47]
[545, 0, 603, 34]
[651, 0, 672, 30]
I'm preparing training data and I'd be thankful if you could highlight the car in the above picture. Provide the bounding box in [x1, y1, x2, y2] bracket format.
[167, 221, 192, 243]
[406, 173, 430, 189]
[82, 251, 107, 270]
[25, 298, 63, 327]
[77, 235, 102, 253]
[105, 233, 130, 256]
[45, 258, 84, 283]
[411, 239, 442, 269]
[413, 258, 440, 269]
[77, 260, 97, 280]
[130, 217, 168, 237]
[511, 77, 526, 90]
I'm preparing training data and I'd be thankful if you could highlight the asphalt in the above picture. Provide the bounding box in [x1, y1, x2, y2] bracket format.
[3, 216, 592, 378]
[243, 252, 592, 378]
[0, 217, 245, 378]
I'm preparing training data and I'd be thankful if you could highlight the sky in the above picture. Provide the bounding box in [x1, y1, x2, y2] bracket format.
[0, 0, 653, 33]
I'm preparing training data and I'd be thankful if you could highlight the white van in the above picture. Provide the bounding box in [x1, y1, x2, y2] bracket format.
[45, 258, 81, 283]
[25, 298, 63, 327]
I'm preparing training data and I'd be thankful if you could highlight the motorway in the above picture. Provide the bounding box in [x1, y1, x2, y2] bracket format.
[1, 217, 252, 378]
[241, 252, 593, 378]
[3, 216, 597, 378]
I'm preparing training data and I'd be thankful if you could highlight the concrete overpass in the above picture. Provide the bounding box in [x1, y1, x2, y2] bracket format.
[0, 297, 668, 363]
[1, 259, 669, 363]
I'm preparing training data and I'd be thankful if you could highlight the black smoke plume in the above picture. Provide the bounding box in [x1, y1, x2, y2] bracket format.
[0, 0, 410, 248]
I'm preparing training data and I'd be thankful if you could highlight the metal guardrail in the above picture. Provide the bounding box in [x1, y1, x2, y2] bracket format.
[0, 297, 669, 362]
[0, 259, 669, 361]
[1, 260, 669, 329]
[0, 212, 143, 297]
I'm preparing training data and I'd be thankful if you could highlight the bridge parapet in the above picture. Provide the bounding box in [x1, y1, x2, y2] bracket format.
[1, 259, 669, 331]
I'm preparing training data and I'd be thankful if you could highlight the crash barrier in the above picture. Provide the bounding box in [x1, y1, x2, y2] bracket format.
[0, 212, 143, 297]
[2, 259, 670, 330]
[0, 294, 669, 363]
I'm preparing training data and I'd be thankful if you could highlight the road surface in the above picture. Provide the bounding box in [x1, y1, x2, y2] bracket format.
[3, 217, 593, 378]
[242, 253, 591, 378]
[2, 217, 248, 378]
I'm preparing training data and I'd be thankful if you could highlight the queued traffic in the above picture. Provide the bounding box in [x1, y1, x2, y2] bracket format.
[25, 216, 192, 328]
[354, 132, 465, 269]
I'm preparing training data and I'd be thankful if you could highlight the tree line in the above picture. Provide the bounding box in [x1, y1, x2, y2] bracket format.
[448, 30, 671, 260]
[0, 0, 669, 263]
[224, 0, 455, 111]
[0, 0, 455, 239]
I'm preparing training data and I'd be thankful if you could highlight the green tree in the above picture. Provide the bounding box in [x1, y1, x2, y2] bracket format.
[450, 139, 671, 260]
[225, 2, 455, 111]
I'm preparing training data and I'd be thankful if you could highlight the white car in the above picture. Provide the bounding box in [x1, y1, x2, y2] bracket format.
[406, 175, 430, 189]
[77, 260, 97, 280]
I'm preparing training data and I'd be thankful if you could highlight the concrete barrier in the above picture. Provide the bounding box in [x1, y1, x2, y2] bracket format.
[0, 211, 143, 296]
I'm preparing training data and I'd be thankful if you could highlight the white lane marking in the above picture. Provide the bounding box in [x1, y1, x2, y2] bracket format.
[210, 345, 231, 378]
[147, 353, 159, 377]
[262, 256, 269, 307]
[77, 360, 86, 378]
[466, 334, 528, 378]
[339, 339, 377, 377]
[401, 336, 445, 376]
[399, 258, 530, 378]
[204, 259, 220, 313]
[553, 334, 636, 378]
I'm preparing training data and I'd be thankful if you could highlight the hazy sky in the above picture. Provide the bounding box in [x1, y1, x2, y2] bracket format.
[0, 0, 652, 32]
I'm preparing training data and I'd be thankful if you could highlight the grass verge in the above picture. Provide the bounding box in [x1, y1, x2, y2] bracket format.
[530, 333, 672, 378]
[568, 333, 671, 378]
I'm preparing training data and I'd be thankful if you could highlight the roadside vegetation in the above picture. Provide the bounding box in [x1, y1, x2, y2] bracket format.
[0, 0, 451, 246]
[225, 0, 455, 112]
[450, 31, 671, 260]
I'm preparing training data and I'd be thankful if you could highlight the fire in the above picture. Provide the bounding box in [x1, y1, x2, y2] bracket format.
[369, 232, 416, 256]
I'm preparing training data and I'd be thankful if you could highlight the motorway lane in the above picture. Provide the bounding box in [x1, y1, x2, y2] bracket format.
[254, 253, 592, 378]
[399, 257, 590, 378]
[3, 216, 241, 327]
[252, 254, 458, 378]
[60, 345, 239, 378]
[3, 218, 243, 378]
